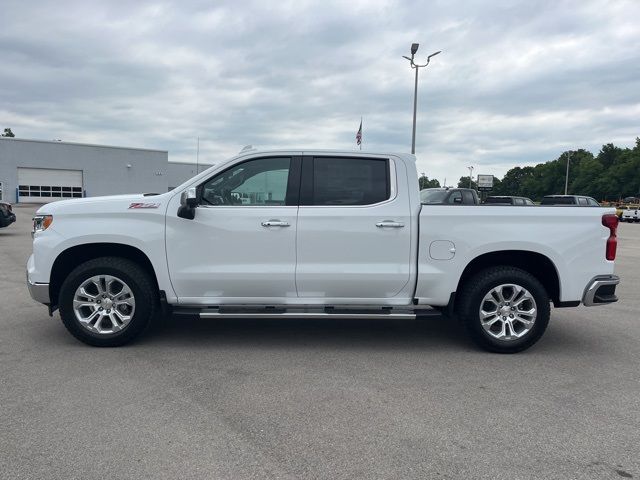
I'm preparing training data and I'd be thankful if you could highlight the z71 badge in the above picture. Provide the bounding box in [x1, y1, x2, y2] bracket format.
[128, 202, 160, 209]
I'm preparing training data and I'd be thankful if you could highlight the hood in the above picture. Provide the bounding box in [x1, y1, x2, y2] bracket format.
[36, 192, 172, 215]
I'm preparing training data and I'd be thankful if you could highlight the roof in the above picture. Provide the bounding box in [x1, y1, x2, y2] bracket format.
[0, 136, 167, 153]
[233, 148, 414, 159]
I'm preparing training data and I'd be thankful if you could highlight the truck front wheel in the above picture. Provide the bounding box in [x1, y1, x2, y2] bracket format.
[58, 257, 157, 347]
[457, 266, 550, 353]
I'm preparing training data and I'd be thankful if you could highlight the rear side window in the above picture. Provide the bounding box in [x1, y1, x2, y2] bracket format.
[447, 191, 463, 204]
[310, 157, 390, 206]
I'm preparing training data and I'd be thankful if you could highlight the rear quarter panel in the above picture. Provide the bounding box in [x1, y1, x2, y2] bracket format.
[416, 206, 616, 305]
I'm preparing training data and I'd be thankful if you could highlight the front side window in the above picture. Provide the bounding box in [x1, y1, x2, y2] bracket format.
[311, 157, 389, 206]
[200, 157, 290, 206]
[514, 198, 525, 205]
[421, 189, 448, 204]
[578, 197, 588, 206]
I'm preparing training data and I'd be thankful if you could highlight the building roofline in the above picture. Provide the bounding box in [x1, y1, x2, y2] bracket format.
[0, 136, 168, 153]
[168, 160, 214, 166]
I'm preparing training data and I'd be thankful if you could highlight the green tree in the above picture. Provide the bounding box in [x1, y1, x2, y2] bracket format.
[418, 174, 441, 190]
[1, 127, 14, 137]
[457, 176, 477, 189]
[489, 140, 640, 202]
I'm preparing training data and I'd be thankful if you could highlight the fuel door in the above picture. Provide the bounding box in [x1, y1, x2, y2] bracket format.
[429, 240, 456, 260]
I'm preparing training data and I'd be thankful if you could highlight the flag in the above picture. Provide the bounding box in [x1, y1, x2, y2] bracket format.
[356, 118, 362, 148]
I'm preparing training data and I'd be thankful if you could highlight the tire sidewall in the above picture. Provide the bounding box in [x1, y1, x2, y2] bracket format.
[59, 258, 155, 346]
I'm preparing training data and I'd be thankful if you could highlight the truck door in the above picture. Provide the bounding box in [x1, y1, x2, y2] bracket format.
[295, 155, 412, 301]
[165, 156, 301, 302]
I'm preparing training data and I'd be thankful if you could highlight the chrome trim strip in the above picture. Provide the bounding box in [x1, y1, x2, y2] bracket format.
[582, 275, 619, 306]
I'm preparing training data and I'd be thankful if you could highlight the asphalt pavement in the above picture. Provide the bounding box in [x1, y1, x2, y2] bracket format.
[1, 204, 639, 479]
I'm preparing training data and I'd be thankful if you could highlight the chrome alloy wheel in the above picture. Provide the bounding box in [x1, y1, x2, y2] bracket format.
[479, 283, 537, 341]
[72, 275, 136, 334]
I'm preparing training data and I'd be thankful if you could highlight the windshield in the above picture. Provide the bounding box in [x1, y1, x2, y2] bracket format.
[541, 197, 575, 205]
[420, 189, 448, 204]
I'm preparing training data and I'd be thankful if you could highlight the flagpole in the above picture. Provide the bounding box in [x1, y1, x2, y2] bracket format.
[196, 137, 200, 174]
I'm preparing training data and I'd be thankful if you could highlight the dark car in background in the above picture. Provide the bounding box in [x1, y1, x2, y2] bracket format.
[420, 188, 479, 205]
[484, 195, 535, 206]
[0, 202, 16, 228]
[541, 195, 600, 206]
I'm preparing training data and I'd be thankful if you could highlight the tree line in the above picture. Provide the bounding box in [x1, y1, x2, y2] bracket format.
[448, 139, 640, 202]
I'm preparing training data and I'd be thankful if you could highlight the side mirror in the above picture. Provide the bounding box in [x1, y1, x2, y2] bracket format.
[178, 187, 197, 219]
[453, 196, 463, 204]
[180, 187, 197, 207]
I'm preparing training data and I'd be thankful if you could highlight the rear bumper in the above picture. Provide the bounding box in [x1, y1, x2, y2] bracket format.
[582, 275, 619, 306]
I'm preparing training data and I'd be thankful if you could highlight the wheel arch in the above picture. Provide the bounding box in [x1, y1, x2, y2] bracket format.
[50, 243, 159, 309]
[455, 250, 561, 306]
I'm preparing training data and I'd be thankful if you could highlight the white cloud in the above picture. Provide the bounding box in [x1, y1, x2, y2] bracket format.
[0, 0, 638, 183]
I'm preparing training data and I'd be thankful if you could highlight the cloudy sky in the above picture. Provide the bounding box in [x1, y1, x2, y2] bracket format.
[1, 0, 639, 183]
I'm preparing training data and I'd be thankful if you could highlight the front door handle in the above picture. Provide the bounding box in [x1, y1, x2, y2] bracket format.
[261, 220, 290, 227]
[376, 221, 405, 228]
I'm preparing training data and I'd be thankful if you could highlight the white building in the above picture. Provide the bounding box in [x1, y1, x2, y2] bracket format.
[0, 137, 210, 203]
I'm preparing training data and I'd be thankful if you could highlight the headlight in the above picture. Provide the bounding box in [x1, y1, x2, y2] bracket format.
[32, 215, 53, 234]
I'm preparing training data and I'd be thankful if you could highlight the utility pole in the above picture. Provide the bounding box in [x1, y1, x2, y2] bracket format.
[468, 166, 474, 188]
[564, 151, 571, 195]
[403, 44, 441, 154]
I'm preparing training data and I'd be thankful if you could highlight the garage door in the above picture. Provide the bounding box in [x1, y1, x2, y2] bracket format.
[18, 168, 83, 203]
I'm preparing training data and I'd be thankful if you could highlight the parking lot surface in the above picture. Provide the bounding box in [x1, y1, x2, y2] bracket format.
[1, 204, 639, 479]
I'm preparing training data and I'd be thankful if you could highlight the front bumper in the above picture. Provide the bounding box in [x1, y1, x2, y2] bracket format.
[27, 277, 50, 304]
[582, 275, 619, 306]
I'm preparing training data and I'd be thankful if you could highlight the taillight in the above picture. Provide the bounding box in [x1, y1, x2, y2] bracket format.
[602, 214, 618, 261]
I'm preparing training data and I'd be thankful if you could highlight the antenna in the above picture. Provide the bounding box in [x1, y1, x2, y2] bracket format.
[196, 137, 200, 174]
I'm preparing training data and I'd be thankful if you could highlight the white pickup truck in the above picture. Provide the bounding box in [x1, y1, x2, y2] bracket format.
[27, 150, 620, 353]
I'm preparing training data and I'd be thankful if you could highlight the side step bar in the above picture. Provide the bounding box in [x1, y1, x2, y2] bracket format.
[173, 305, 441, 320]
[199, 311, 417, 320]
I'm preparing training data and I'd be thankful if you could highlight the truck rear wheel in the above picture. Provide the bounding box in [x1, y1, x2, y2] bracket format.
[58, 257, 157, 347]
[457, 266, 550, 353]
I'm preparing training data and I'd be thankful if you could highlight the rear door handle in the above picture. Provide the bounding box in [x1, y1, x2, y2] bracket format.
[376, 221, 405, 228]
[261, 220, 290, 227]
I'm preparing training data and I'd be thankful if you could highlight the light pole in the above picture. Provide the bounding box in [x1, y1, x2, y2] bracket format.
[403, 44, 441, 154]
[467, 166, 474, 188]
[564, 151, 571, 195]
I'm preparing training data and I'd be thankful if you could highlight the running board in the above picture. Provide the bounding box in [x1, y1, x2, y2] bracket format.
[199, 311, 417, 320]
[172, 305, 441, 320]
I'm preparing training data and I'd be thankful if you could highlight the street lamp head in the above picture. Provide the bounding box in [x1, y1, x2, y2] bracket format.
[427, 50, 442, 61]
[402, 55, 412, 62]
[411, 43, 419, 55]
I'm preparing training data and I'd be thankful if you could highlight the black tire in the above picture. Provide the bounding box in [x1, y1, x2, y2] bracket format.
[457, 266, 550, 353]
[59, 257, 157, 347]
